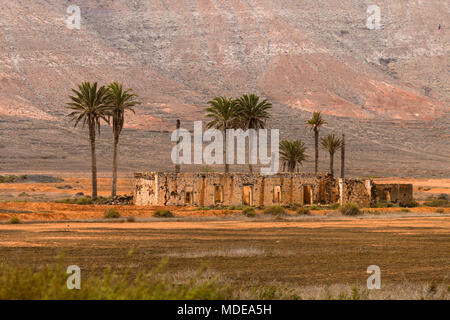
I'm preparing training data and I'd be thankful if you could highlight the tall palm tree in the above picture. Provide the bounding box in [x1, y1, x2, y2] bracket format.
[306, 112, 326, 175]
[320, 134, 343, 177]
[279, 140, 307, 173]
[66, 82, 111, 200]
[107, 82, 139, 198]
[235, 93, 272, 173]
[205, 97, 239, 173]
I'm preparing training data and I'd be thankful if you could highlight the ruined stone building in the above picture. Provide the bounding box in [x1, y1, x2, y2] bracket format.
[134, 172, 413, 207]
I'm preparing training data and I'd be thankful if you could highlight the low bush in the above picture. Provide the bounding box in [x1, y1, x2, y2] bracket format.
[0, 175, 27, 183]
[153, 210, 174, 218]
[56, 196, 94, 205]
[9, 217, 21, 224]
[309, 205, 322, 211]
[401, 201, 419, 208]
[370, 202, 396, 208]
[104, 209, 121, 219]
[328, 203, 341, 210]
[401, 208, 411, 213]
[340, 203, 361, 216]
[94, 196, 111, 205]
[263, 206, 286, 216]
[437, 194, 449, 201]
[0, 260, 232, 299]
[436, 208, 444, 214]
[126, 216, 136, 222]
[285, 203, 302, 210]
[296, 207, 310, 215]
[229, 205, 246, 210]
[242, 207, 256, 217]
[423, 199, 449, 207]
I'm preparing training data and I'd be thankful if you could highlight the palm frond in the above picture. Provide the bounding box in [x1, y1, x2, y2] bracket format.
[320, 134, 343, 155]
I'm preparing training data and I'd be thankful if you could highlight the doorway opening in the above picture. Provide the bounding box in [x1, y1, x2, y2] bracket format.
[243, 185, 253, 206]
[214, 185, 224, 204]
[273, 185, 282, 203]
[303, 185, 313, 205]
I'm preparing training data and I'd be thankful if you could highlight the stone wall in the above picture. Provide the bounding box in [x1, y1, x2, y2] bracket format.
[372, 184, 413, 206]
[134, 172, 413, 208]
[134, 172, 339, 207]
[339, 179, 372, 207]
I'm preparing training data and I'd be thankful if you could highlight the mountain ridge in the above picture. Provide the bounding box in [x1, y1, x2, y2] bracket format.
[0, 0, 448, 176]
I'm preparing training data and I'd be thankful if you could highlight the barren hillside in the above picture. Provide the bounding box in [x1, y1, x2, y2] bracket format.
[0, 0, 448, 176]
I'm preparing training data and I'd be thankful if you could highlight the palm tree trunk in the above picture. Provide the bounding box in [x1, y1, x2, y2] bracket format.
[248, 127, 254, 173]
[314, 129, 319, 175]
[89, 123, 98, 200]
[330, 152, 334, 177]
[111, 130, 119, 198]
[341, 134, 345, 179]
[224, 129, 229, 173]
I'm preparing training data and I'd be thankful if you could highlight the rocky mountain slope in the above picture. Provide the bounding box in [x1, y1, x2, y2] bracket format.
[0, 0, 448, 176]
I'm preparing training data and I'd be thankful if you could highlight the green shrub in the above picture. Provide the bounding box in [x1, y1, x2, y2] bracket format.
[56, 196, 93, 205]
[437, 194, 449, 201]
[401, 201, 419, 208]
[0, 175, 27, 183]
[401, 208, 411, 213]
[127, 216, 136, 222]
[104, 209, 121, 219]
[436, 208, 444, 214]
[423, 199, 449, 207]
[153, 210, 174, 218]
[9, 217, 21, 224]
[328, 203, 341, 210]
[94, 196, 110, 205]
[340, 203, 361, 216]
[296, 207, 310, 215]
[285, 203, 302, 210]
[371, 202, 396, 208]
[0, 260, 232, 300]
[229, 205, 245, 210]
[242, 207, 256, 217]
[309, 205, 321, 210]
[263, 205, 286, 216]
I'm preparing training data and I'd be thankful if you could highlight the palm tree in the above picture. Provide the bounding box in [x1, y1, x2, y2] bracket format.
[66, 82, 111, 200]
[235, 94, 272, 173]
[279, 140, 307, 172]
[205, 97, 239, 173]
[306, 112, 326, 175]
[107, 82, 139, 198]
[320, 134, 343, 176]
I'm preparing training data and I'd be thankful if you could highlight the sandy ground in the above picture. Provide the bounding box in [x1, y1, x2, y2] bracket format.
[1, 216, 450, 235]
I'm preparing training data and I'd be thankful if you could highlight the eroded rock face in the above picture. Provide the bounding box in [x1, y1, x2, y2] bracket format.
[0, 1, 448, 175]
[0, 0, 448, 125]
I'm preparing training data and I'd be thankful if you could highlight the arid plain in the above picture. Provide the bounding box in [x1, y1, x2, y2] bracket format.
[0, 174, 449, 299]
